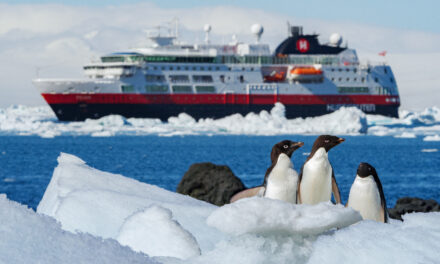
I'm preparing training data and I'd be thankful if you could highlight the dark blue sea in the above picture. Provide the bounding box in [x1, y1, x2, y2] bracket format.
[0, 135, 439, 210]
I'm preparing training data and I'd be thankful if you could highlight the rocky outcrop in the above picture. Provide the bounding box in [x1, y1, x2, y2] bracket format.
[388, 197, 440, 221]
[177, 163, 245, 206]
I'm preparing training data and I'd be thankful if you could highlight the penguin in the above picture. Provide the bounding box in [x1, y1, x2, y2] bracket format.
[229, 140, 304, 203]
[346, 162, 388, 223]
[297, 135, 344, 205]
[263, 140, 304, 203]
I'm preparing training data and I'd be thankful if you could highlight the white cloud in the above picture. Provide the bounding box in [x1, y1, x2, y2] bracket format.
[0, 3, 439, 110]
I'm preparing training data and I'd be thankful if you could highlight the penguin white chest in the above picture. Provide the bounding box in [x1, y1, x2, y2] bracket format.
[265, 154, 298, 204]
[300, 148, 332, 204]
[347, 176, 382, 222]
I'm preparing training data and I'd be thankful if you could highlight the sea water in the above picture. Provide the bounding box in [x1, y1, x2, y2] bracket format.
[0, 135, 439, 209]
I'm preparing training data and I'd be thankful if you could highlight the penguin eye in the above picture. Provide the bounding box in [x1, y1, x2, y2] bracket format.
[324, 140, 329, 143]
[283, 145, 289, 149]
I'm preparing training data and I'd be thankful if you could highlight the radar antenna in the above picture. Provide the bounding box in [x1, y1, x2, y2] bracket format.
[251, 24, 264, 44]
[204, 24, 212, 44]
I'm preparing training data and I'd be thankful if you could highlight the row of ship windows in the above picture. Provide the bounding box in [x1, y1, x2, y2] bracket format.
[121, 85, 392, 95]
[331, 77, 394, 83]
[332, 77, 366, 83]
[121, 85, 216, 93]
[330, 68, 388, 74]
[146, 74, 246, 83]
[145, 65, 256, 72]
[335, 86, 393, 95]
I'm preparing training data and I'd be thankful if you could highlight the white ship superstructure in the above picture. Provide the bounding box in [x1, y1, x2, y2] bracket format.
[33, 23, 400, 121]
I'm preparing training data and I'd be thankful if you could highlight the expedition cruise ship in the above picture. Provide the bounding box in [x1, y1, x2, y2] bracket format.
[33, 22, 400, 121]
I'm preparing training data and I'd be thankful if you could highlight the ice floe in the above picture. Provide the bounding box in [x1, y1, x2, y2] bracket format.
[19, 153, 438, 263]
[0, 194, 153, 263]
[2, 103, 440, 137]
[0, 103, 367, 137]
[423, 134, 440, 141]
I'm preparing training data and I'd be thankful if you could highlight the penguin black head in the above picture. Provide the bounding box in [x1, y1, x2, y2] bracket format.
[312, 135, 345, 152]
[270, 140, 304, 163]
[357, 162, 377, 178]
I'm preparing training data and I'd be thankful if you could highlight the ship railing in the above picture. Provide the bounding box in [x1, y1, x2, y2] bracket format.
[33, 78, 118, 84]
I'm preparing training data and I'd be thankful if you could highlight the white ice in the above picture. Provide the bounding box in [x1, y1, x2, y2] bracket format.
[0, 194, 154, 264]
[3, 103, 440, 138]
[37, 153, 223, 259]
[0, 103, 368, 137]
[207, 198, 362, 236]
[26, 153, 440, 263]
[423, 134, 440, 141]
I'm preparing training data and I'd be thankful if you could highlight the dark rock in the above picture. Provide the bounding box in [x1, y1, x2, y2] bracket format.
[177, 162, 245, 206]
[388, 197, 440, 221]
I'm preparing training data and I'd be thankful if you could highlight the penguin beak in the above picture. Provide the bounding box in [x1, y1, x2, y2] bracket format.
[291, 142, 304, 149]
[337, 138, 345, 143]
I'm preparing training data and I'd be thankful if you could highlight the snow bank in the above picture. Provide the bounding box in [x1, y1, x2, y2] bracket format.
[0, 194, 153, 264]
[37, 153, 222, 258]
[0, 104, 367, 137]
[117, 206, 201, 259]
[207, 198, 361, 236]
[29, 153, 440, 263]
[308, 213, 440, 264]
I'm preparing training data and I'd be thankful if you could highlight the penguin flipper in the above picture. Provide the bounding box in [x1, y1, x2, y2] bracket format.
[296, 169, 303, 204]
[331, 170, 342, 204]
[230, 186, 265, 203]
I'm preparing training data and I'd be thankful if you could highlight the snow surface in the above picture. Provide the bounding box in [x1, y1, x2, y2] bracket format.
[29, 153, 440, 263]
[0, 194, 154, 264]
[207, 198, 361, 236]
[117, 206, 201, 259]
[3, 104, 440, 138]
[37, 153, 223, 258]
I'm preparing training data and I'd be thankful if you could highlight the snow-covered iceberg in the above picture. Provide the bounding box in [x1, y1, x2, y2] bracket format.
[0, 104, 368, 137]
[0, 194, 154, 263]
[29, 153, 440, 263]
[37, 153, 222, 259]
[3, 103, 440, 138]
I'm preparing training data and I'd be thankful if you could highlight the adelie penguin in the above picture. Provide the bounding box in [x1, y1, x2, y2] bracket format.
[297, 135, 343, 205]
[346, 162, 388, 223]
[230, 140, 304, 203]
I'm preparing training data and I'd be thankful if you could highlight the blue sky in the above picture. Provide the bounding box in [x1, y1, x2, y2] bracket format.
[3, 0, 439, 33]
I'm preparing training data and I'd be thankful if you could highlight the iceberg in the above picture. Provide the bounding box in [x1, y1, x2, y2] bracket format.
[3, 103, 440, 137]
[0, 104, 368, 137]
[25, 153, 440, 263]
[0, 194, 154, 263]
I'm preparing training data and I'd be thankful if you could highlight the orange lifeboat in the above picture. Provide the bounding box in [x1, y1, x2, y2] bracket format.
[264, 70, 286, 82]
[287, 66, 324, 83]
[290, 67, 323, 75]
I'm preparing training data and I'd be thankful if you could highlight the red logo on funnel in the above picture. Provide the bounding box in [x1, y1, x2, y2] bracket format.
[296, 38, 309, 53]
